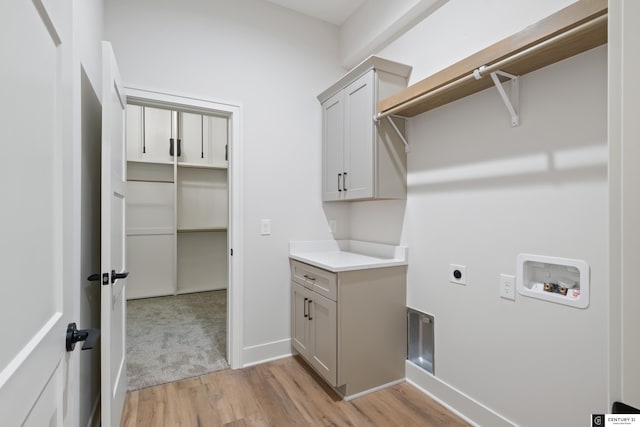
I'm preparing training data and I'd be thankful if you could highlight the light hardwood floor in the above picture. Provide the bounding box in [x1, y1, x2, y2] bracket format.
[121, 356, 470, 426]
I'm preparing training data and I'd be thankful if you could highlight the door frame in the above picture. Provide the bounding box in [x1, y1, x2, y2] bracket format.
[608, 0, 640, 409]
[124, 86, 244, 369]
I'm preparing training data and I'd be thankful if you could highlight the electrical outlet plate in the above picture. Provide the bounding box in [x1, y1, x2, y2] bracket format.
[500, 274, 516, 300]
[449, 264, 466, 285]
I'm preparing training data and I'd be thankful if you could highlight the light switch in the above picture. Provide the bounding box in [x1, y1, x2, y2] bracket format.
[260, 219, 271, 236]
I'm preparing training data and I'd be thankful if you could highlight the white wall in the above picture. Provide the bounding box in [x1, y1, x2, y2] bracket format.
[104, 0, 349, 364]
[339, 0, 448, 69]
[349, 1, 608, 425]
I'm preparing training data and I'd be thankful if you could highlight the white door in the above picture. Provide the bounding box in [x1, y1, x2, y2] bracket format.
[0, 0, 75, 425]
[101, 41, 129, 427]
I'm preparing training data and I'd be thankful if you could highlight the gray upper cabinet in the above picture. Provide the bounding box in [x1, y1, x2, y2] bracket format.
[318, 57, 412, 201]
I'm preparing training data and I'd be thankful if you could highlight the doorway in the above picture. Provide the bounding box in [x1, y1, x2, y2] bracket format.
[122, 87, 242, 390]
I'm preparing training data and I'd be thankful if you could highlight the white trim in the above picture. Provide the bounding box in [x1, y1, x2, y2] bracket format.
[242, 339, 292, 367]
[405, 361, 515, 427]
[122, 86, 244, 369]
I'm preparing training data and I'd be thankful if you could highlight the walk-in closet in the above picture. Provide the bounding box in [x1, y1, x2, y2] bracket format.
[124, 102, 230, 390]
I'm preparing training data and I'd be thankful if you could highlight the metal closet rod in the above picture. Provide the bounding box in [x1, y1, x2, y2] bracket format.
[376, 13, 607, 121]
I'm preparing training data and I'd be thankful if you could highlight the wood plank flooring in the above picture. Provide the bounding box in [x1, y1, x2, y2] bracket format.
[121, 356, 470, 427]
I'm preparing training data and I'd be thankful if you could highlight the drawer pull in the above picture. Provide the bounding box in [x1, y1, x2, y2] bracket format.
[303, 297, 308, 318]
[316, 285, 329, 293]
[303, 274, 316, 282]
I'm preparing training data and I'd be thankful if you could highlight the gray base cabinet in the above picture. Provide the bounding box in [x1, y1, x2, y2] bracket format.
[290, 259, 407, 398]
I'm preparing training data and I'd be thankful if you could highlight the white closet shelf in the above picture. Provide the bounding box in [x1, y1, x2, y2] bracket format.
[178, 161, 228, 170]
[377, 0, 607, 119]
[127, 159, 174, 166]
[177, 226, 228, 233]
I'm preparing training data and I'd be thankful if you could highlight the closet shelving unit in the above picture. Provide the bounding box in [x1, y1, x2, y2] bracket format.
[125, 104, 229, 299]
[377, 0, 607, 122]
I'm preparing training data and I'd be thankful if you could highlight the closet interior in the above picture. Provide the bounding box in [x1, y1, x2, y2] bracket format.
[125, 102, 229, 299]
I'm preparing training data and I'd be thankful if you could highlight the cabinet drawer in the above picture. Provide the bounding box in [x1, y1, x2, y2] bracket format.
[290, 260, 337, 301]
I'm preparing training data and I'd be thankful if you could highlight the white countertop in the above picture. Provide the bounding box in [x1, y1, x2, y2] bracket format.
[289, 240, 408, 272]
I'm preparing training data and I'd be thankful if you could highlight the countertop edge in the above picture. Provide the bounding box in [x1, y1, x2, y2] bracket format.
[289, 254, 408, 273]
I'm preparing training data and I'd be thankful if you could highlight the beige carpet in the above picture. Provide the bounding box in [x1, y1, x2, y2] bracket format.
[126, 290, 229, 391]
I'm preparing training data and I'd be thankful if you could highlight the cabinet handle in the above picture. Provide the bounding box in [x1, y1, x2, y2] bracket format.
[343, 172, 347, 192]
[170, 138, 182, 157]
[142, 107, 146, 154]
[303, 297, 308, 318]
[303, 274, 316, 282]
[308, 300, 313, 320]
[338, 173, 342, 192]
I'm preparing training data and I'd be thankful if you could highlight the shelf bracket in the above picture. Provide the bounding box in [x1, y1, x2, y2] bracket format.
[378, 115, 410, 153]
[474, 66, 519, 127]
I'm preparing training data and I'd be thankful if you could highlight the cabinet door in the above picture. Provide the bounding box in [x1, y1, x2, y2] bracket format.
[179, 113, 229, 167]
[309, 292, 337, 386]
[291, 283, 311, 358]
[178, 111, 204, 165]
[322, 91, 345, 201]
[126, 104, 144, 161]
[143, 106, 175, 164]
[203, 115, 229, 168]
[344, 71, 375, 200]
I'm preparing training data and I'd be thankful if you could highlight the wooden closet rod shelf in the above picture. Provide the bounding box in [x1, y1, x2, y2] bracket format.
[377, 0, 607, 119]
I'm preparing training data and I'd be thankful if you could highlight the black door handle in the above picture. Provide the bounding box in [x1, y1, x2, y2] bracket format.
[338, 173, 342, 192]
[66, 322, 100, 351]
[343, 172, 347, 192]
[87, 272, 109, 285]
[170, 138, 175, 156]
[111, 270, 129, 284]
[304, 297, 308, 318]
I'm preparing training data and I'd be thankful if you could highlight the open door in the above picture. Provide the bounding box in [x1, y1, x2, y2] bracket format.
[101, 41, 129, 427]
[0, 0, 76, 425]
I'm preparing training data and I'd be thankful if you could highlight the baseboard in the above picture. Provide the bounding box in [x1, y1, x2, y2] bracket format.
[242, 338, 292, 367]
[405, 361, 515, 427]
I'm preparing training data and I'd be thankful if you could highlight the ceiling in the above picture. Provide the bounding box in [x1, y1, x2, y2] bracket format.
[262, 0, 367, 25]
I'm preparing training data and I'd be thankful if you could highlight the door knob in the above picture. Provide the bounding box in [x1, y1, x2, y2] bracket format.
[87, 272, 108, 285]
[66, 322, 100, 351]
[111, 269, 129, 283]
